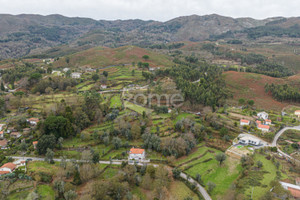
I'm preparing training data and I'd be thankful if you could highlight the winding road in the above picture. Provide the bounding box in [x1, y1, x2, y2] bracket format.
[271, 125, 300, 165]
[11, 156, 212, 200]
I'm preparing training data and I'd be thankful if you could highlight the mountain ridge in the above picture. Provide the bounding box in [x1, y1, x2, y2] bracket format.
[0, 13, 299, 59]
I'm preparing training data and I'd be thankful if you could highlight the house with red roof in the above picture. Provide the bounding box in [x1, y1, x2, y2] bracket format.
[33, 141, 38, 149]
[0, 162, 16, 173]
[257, 124, 270, 132]
[0, 131, 3, 139]
[129, 148, 145, 161]
[265, 119, 272, 125]
[280, 181, 300, 199]
[0, 139, 8, 149]
[27, 118, 40, 126]
[240, 119, 250, 126]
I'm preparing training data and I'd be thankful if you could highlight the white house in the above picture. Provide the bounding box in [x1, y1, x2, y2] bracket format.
[238, 135, 262, 146]
[63, 68, 70, 72]
[240, 119, 250, 126]
[129, 148, 145, 161]
[257, 112, 269, 120]
[52, 70, 62, 76]
[257, 124, 270, 132]
[27, 118, 39, 126]
[0, 163, 17, 173]
[71, 72, 82, 79]
[0, 131, 3, 139]
[101, 85, 107, 89]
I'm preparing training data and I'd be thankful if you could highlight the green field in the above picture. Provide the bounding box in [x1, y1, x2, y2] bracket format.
[110, 95, 122, 108]
[37, 185, 55, 200]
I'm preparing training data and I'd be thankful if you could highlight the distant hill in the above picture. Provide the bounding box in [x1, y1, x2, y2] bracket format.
[52, 45, 174, 68]
[0, 13, 299, 59]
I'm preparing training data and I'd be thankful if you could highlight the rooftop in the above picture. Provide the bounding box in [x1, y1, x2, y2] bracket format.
[1, 162, 16, 170]
[129, 148, 145, 154]
[258, 124, 270, 129]
[240, 119, 249, 123]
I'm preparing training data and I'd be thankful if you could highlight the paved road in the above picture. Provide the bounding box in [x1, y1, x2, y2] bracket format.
[180, 172, 212, 200]
[271, 126, 300, 146]
[11, 156, 211, 200]
[271, 126, 300, 165]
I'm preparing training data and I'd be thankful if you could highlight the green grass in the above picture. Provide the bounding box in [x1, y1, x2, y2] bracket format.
[63, 137, 95, 148]
[124, 101, 152, 114]
[110, 95, 122, 108]
[37, 185, 55, 200]
[7, 190, 31, 200]
[244, 154, 288, 199]
[183, 149, 242, 199]
[169, 181, 200, 200]
[175, 144, 210, 165]
[102, 167, 120, 179]
[27, 161, 61, 174]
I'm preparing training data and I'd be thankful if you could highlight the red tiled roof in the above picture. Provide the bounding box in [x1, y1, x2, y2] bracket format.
[0, 171, 10, 175]
[130, 148, 145, 154]
[0, 131, 3, 135]
[240, 119, 249, 123]
[288, 187, 300, 198]
[256, 120, 262, 124]
[28, 118, 39, 122]
[33, 141, 38, 145]
[0, 140, 7, 146]
[265, 119, 271, 122]
[0, 163, 16, 170]
[258, 124, 270, 129]
[295, 110, 300, 114]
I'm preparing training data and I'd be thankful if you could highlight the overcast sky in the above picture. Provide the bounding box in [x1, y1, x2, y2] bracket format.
[0, 0, 299, 21]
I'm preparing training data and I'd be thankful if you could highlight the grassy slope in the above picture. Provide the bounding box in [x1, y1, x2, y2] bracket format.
[53, 45, 174, 68]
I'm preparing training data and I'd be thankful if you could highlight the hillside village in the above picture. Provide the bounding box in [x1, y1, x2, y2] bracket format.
[0, 13, 300, 200]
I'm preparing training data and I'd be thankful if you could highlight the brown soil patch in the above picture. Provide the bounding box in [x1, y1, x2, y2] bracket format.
[224, 71, 289, 111]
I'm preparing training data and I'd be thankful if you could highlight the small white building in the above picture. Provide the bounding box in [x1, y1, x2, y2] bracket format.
[71, 72, 82, 79]
[129, 148, 145, 161]
[257, 124, 270, 132]
[240, 119, 250, 126]
[257, 112, 269, 120]
[101, 85, 107, 89]
[238, 135, 262, 146]
[63, 68, 70, 72]
[27, 118, 39, 126]
[52, 70, 62, 76]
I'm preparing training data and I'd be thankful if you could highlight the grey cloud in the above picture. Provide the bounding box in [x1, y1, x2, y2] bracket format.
[0, 0, 299, 21]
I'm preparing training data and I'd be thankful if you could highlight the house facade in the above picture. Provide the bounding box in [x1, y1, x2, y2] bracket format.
[238, 136, 262, 146]
[128, 148, 145, 161]
[0, 163, 17, 173]
[240, 119, 250, 126]
[10, 132, 21, 139]
[257, 124, 270, 132]
[0, 131, 3, 139]
[71, 72, 81, 79]
[295, 110, 300, 118]
[0, 139, 8, 149]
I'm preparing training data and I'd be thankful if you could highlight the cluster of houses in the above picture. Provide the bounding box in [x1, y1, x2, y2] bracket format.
[240, 111, 271, 132]
[0, 118, 39, 149]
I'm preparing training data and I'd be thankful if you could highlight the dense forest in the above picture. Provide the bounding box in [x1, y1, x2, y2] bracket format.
[161, 62, 230, 109]
[202, 44, 294, 77]
[265, 83, 300, 102]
